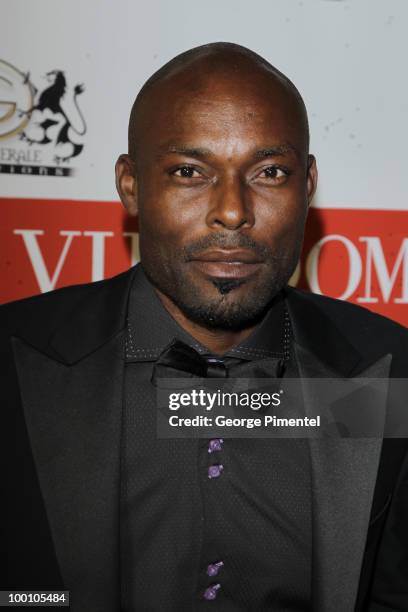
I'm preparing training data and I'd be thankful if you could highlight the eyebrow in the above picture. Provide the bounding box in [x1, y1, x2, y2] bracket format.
[157, 145, 213, 159]
[254, 144, 300, 159]
[157, 143, 300, 160]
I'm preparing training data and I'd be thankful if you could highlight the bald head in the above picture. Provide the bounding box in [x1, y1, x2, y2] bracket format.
[128, 42, 309, 161]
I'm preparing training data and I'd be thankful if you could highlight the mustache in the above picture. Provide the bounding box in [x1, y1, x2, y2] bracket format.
[182, 233, 272, 261]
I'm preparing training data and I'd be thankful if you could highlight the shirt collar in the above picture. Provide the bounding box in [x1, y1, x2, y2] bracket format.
[125, 263, 286, 362]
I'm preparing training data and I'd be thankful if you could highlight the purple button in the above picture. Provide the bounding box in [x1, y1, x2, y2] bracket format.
[208, 464, 223, 479]
[208, 438, 224, 453]
[203, 583, 221, 601]
[207, 561, 224, 577]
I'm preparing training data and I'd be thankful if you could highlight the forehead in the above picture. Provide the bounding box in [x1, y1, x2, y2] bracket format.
[135, 72, 307, 157]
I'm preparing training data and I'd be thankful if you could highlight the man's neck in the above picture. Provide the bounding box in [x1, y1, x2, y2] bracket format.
[155, 288, 258, 356]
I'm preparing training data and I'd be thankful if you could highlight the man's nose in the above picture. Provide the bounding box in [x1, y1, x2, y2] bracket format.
[205, 174, 255, 230]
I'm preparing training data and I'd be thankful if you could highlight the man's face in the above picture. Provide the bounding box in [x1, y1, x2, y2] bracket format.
[118, 71, 317, 330]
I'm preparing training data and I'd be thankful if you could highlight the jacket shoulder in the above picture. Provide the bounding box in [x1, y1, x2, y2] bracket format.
[286, 286, 408, 347]
[0, 281, 97, 333]
[0, 269, 132, 338]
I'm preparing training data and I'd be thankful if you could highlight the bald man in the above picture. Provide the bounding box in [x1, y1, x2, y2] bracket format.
[1, 43, 408, 612]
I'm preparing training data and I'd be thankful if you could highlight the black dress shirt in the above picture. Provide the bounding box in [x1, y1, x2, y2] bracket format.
[120, 264, 312, 611]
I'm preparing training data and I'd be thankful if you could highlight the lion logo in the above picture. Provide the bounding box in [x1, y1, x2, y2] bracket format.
[17, 68, 87, 164]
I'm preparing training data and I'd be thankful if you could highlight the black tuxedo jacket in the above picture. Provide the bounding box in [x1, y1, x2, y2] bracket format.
[1, 266, 408, 612]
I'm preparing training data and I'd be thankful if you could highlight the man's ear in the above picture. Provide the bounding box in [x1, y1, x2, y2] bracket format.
[306, 154, 318, 206]
[115, 154, 138, 216]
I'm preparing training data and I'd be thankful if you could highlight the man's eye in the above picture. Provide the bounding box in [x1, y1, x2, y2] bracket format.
[258, 166, 287, 180]
[173, 166, 201, 178]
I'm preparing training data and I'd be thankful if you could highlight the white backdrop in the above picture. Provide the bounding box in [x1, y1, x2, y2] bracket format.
[2, 0, 407, 208]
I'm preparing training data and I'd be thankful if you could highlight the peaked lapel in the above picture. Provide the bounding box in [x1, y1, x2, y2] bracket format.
[11, 266, 137, 612]
[286, 289, 392, 612]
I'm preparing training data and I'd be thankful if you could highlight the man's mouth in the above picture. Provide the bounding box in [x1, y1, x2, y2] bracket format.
[189, 249, 263, 279]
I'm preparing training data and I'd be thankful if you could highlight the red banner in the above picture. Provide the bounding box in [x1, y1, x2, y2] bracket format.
[1, 198, 407, 327]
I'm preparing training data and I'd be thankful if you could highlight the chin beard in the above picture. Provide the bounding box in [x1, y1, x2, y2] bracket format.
[211, 278, 245, 295]
[140, 228, 301, 330]
[141, 250, 295, 331]
[171, 295, 269, 331]
[156, 274, 284, 331]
